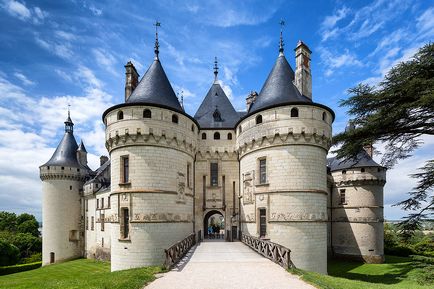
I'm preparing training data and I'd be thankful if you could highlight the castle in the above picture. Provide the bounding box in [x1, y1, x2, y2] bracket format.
[39, 30, 386, 274]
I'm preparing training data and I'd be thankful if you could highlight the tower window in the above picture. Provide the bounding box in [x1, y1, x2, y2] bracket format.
[259, 158, 267, 184]
[187, 163, 191, 188]
[108, 196, 110, 208]
[202, 132, 207, 140]
[143, 109, 151, 118]
[339, 189, 346, 205]
[259, 208, 266, 238]
[117, 111, 124, 120]
[238, 126, 242, 134]
[97, 199, 99, 209]
[191, 125, 195, 132]
[361, 168, 366, 173]
[214, 132, 220, 140]
[121, 208, 129, 239]
[86, 217, 89, 230]
[70, 185, 72, 190]
[342, 170, 347, 175]
[227, 133, 232, 140]
[101, 213, 105, 231]
[172, 114, 178, 124]
[256, 115, 263, 124]
[210, 162, 218, 186]
[290, 108, 299, 117]
[322, 112, 327, 121]
[101, 198, 104, 208]
[121, 156, 129, 183]
[91, 216, 94, 231]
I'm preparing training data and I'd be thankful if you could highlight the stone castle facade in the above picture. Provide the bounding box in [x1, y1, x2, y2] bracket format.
[40, 34, 386, 274]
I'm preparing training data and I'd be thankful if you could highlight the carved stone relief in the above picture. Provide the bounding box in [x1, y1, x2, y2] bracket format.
[243, 171, 254, 205]
[269, 210, 327, 222]
[177, 172, 186, 203]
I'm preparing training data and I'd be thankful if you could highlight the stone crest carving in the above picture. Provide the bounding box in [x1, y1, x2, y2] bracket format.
[269, 210, 327, 222]
[243, 171, 254, 205]
[177, 172, 186, 203]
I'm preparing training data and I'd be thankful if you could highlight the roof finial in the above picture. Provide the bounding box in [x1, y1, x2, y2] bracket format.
[213, 57, 219, 82]
[154, 20, 161, 60]
[177, 90, 184, 108]
[279, 19, 285, 56]
[65, 103, 74, 133]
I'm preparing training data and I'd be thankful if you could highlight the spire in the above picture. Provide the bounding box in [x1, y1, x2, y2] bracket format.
[64, 105, 74, 133]
[78, 140, 87, 152]
[279, 19, 285, 56]
[154, 21, 161, 60]
[213, 57, 219, 83]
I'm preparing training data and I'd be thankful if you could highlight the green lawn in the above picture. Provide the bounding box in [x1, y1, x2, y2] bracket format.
[292, 256, 433, 289]
[0, 259, 164, 289]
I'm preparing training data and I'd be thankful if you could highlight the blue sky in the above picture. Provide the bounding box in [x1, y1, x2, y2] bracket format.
[0, 0, 433, 221]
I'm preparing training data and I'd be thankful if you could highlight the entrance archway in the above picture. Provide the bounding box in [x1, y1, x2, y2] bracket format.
[204, 210, 225, 240]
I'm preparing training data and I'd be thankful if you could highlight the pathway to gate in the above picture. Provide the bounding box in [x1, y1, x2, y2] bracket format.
[144, 241, 316, 289]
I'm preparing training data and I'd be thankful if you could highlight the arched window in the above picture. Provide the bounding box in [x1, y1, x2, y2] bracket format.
[227, 133, 232, 140]
[214, 132, 220, 140]
[256, 114, 263, 124]
[172, 114, 178, 124]
[202, 133, 207, 140]
[290, 108, 299, 117]
[117, 110, 124, 120]
[143, 109, 151, 118]
[322, 111, 327, 121]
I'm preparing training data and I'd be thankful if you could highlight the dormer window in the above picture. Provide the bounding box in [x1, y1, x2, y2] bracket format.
[256, 115, 263, 124]
[172, 114, 178, 124]
[143, 109, 151, 118]
[213, 108, 222, 122]
[117, 111, 124, 120]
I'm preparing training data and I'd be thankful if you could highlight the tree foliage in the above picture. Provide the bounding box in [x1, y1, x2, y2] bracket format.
[333, 43, 434, 230]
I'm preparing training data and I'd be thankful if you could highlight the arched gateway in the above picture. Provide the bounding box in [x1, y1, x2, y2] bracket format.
[203, 210, 225, 240]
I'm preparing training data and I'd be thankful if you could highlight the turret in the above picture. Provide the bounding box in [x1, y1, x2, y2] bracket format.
[40, 112, 89, 265]
[102, 22, 197, 271]
[77, 140, 88, 168]
[294, 40, 312, 99]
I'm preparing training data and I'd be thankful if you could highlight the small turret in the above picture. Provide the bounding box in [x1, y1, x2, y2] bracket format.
[77, 140, 88, 168]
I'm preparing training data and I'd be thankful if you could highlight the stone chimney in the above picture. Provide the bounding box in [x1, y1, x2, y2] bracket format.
[364, 143, 374, 158]
[294, 40, 312, 100]
[125, 61, 139, 101]
[100, 155, 109, 166]
[246, 91, 258, 111]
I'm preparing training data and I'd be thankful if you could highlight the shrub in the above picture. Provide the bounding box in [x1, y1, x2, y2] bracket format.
[21, 252, 42, 264]
[384, 245, 415, 257]
[0, 239, 20, 266]
[412, 235, 434, 257]
[0, 261, 41, 276]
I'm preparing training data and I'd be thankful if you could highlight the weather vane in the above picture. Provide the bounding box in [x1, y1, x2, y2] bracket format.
[67, 103, 71, 118]
[154, 20, 161, 59]
[279, 18, 285, 54]
[178, 90, 184, 108]
[214, 57, 219, 81]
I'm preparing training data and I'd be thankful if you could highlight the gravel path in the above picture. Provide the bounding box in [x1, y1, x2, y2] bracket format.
[144, 241, 317, 289]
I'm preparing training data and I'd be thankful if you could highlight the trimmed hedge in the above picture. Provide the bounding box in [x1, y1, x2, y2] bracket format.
[0, 261, 42, 276]
[384, 245, 415, 257]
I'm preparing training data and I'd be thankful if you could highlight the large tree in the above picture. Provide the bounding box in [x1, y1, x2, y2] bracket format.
[333, 43, 434, 232]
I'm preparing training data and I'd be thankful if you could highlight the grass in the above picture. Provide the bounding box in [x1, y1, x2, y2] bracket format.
[0, 259, 164, 289]
[291, 255, 434, 289]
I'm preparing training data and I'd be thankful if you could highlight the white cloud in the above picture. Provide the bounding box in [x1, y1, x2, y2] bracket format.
[54, 30, 77, 41]
[34, 35, 74, 60]
[416, 7, 434, 38]
[320, 48, 363, 77]
[92, 48, 118, 76]
[89, 5, 102, 16]
[320, 7, 350, 41]
[1, 0, 47, 24]
[13, 72, 35, 86]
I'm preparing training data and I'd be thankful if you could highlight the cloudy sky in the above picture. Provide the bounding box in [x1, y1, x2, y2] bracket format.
[0, 0, 433, 221]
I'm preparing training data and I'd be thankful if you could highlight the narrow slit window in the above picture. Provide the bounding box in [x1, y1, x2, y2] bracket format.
[101, 213, 105, 231]
[210, 163, 218, 186]
[121, 208, 129, 239]
[340, 189, 346, 205]
[259, 159, 267, 184]
[122, 156, 129, 183]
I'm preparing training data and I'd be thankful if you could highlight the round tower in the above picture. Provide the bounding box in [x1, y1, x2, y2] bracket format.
[236, 37, 333, 273]
[40, 113, 89, 265]
[328, 144, 386, 263]
[103, 32, 198, 271]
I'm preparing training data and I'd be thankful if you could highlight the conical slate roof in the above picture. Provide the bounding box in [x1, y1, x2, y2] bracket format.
[249, 54, 311, 113]
[78, 140, 87, 152]
[43, 131, 81, 168]
[327, 150, 382, 172]
[194, 81, 240, 128]
[126, 59, 183, 111]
